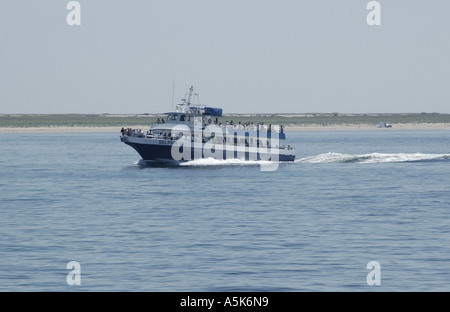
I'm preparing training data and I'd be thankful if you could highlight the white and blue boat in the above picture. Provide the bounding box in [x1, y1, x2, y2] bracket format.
[120, 86, 295, 164]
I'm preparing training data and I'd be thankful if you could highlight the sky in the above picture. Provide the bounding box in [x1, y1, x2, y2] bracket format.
[1, 0, 449, 114]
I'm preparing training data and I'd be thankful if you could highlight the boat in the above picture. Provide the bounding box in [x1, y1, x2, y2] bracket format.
[120, 86, 295, 165]
[376, 122, 392, 128]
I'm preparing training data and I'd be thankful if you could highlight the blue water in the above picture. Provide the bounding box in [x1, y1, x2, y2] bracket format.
[1, 130, 449, 291]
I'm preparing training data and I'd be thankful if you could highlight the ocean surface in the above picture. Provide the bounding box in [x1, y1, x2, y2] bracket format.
[1, 129, 449, 291]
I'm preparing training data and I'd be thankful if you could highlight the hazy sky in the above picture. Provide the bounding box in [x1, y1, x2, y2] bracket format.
[1, 0, 449, 114]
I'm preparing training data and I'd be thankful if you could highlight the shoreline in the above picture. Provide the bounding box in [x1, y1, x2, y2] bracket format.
[0, 126, 147, 134]
[0, 123, 449, 134]
[286, 123, 450, 131]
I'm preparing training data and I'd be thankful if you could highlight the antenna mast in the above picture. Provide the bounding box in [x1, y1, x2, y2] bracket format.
[185, 85, 194, 106]
[171, 77, 175, 110]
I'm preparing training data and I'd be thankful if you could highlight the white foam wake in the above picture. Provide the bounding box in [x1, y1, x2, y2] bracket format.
[295, 152, 450, 164]
[180, 157, 275, 167]
[135, 159, 148, 166]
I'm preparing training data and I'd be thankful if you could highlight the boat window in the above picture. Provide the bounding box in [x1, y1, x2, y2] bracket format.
[180, 114, 186, 121]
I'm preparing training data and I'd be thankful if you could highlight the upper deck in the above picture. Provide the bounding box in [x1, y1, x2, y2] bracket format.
[146, 86, 286, 140]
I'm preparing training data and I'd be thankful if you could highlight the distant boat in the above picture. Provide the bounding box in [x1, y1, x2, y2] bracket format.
[376, 122, 392, 128]
[120, 86, 295, 164]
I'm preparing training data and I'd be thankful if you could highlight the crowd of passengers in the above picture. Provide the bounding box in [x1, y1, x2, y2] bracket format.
[156, 117, 284, 133]
[120, 128, 146, 137]
[217, 120, 284, 133]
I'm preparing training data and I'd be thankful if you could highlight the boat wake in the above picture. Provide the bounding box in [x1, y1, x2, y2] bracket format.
[135, 159, 148, 166]
[180, 158, 276, 167]
[134, 158, 279, 168]
[134, 153, 450, 168]
[295, 152, 450, 164]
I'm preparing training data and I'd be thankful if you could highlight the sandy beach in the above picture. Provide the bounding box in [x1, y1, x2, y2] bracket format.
[286, 123, 450, 131]
[0, 123, 449, 134]
[0, 126, 147, 134]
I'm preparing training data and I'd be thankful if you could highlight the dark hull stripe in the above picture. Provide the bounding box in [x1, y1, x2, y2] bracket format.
[124, 142, 295, 162]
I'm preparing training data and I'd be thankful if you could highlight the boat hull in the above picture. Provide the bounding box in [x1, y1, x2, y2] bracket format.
[121, 136, 295, 162]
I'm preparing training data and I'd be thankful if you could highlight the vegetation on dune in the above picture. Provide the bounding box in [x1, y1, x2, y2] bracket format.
[1, 113, 450, 128]
[0, 114, 160, 128]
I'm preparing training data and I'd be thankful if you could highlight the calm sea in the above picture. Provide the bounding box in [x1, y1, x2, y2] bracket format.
[0, 130, 449, 291]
